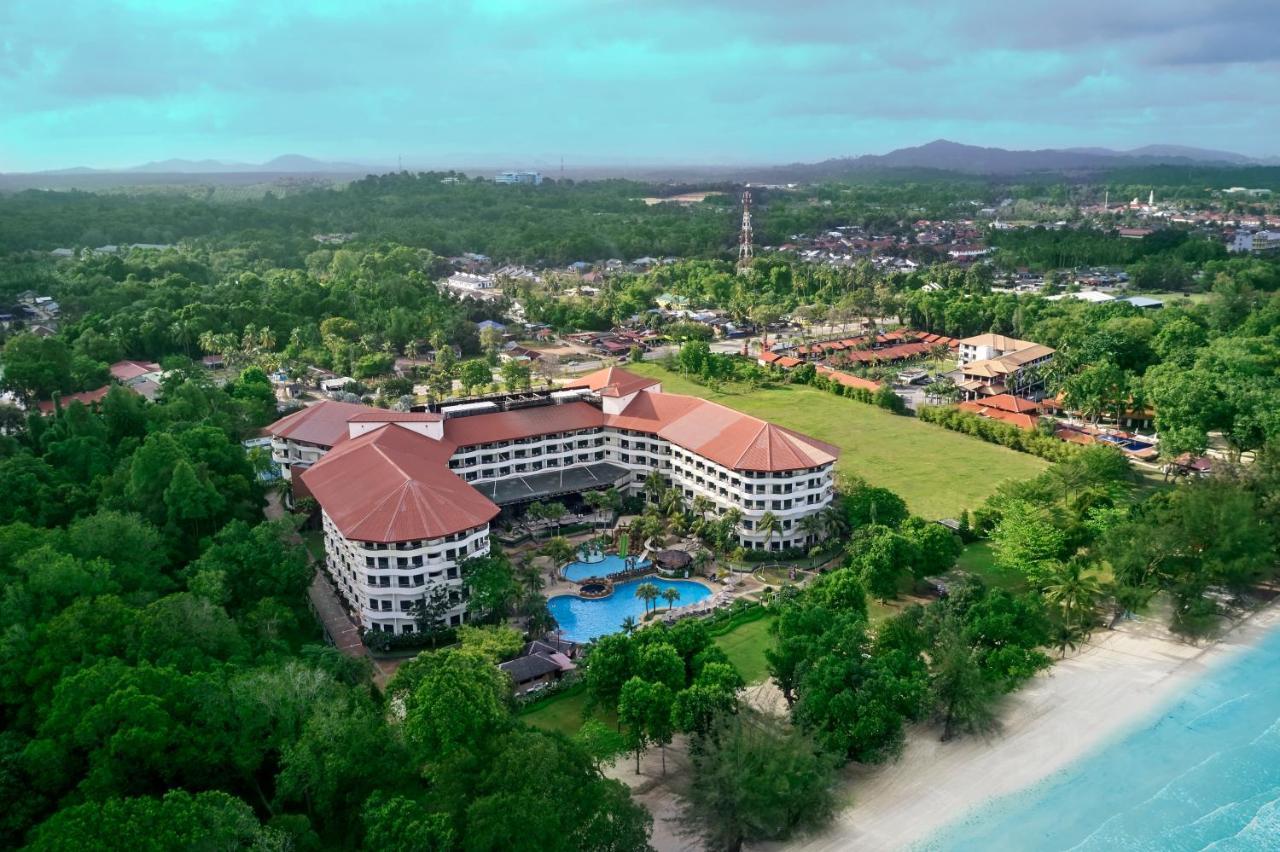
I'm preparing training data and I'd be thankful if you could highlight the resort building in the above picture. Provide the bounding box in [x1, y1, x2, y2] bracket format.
[269, 367, 839, 634]
[955, 334, 1054, 399]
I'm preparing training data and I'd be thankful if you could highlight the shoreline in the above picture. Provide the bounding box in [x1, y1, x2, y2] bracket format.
[779, 601, 1280, 852]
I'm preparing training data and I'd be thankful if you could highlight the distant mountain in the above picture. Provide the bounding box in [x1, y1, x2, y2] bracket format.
[736, 139, 1280, 182]
[128, 154, 377, 174]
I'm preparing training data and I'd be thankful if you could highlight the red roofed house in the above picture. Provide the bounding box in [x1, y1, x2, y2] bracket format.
[36, 385, 112, 415]
[270, 367, 840, 636]
[957, 394, 1042, 430]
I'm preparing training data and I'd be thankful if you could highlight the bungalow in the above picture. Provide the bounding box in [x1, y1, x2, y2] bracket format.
[956, 394, 1042, 430]
[815, 364, 881, 391]
[497, 640, 577, 695]
[36, 385, 113, 415]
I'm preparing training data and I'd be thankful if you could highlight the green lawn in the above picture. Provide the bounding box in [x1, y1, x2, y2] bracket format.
[628, 363, 1049, 519]
[518, 685, 617, 737]
[951, 541, 1026, 592]
[713, 615, 775, 684]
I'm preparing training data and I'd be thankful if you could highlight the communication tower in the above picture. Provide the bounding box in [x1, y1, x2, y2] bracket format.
[737, 190, 753, 269]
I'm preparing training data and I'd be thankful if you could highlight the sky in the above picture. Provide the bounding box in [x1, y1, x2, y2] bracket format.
[2, 0, 1278, 172]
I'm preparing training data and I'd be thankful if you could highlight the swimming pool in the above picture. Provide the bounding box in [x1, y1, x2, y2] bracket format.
[548, 578, 712, 642]
[1097, 434, 1155, 452]
[561, 553, 651, 582]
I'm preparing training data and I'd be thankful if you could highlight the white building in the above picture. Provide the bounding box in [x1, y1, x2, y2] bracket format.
[442, 272, 504, 301]
[271, 368, 838, 634]
[494, 171, 543, 186]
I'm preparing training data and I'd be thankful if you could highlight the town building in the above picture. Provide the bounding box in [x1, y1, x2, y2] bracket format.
[494, 171, 543, 185]
[956, 334, 1054, 399]
[269, 367, 838, 634]
[441, 272, 504, 302]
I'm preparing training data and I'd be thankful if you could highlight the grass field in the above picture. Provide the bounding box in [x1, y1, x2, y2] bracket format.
[627, 363, 1049, 519]
[713, 615, 775, 684]
[952, 541, 1026, 591]
[518, 685, 617, 737]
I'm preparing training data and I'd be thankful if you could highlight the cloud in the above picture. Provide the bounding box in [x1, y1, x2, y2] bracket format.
[0, 0, 1276, 170]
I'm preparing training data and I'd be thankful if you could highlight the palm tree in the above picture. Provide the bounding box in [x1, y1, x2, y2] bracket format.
[582, 490, 604, 529]
[690, 495, 714, 524]
[635, 582, 660, 615]
[661, 587, 681, 610]
[692, 549, 712, 577]
[757, 511, 781, 552]
[540, 536, 575, 581]
[1051, 622, 1084, 659]
[643, 471, 667, 504]
[658, 486, 685, 520]
[516, 554, 543, 599]
[822, 505, 850, 542]
[797, 513, 824, 547]
[620, 615, 638, 636]
[1043, 559, 1103, 628]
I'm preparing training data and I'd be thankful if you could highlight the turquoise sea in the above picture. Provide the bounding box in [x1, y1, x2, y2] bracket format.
[925, 622, 1280, 851]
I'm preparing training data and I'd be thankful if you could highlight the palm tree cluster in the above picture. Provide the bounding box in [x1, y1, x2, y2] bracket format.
[634, 581, 682, 618]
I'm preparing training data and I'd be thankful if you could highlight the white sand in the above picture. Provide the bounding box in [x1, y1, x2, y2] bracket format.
[605, 605, 1280, 852]
[781, 604, 1280, 852]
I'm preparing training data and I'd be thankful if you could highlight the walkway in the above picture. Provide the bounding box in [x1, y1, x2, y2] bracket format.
[307, 571, 367, 658]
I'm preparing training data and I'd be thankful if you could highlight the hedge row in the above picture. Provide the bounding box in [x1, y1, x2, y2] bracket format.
[916, 404, 1082, 462]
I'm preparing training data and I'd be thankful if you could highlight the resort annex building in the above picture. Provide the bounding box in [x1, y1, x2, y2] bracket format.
[268, 367, 839, 635]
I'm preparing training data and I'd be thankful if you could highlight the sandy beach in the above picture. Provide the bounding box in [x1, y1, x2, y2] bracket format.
[610, 604, 1280, 852]
[782, 603, 1280, 852]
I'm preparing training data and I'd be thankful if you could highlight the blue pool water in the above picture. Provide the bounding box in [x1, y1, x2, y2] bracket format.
[548, 579, 712, 642]
[561, 554, 651, 582]
[1097, 434, 1155, 452]
[925, 623, 1280, 851]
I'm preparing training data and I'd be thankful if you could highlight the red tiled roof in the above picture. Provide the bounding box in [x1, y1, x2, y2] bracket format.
[815, 365, 881, 391]
[347, 410, 442, 423]
[959, 393, 1039, 414]
[109, 360, 161, 381]
[37, 385, 112, 414]
[563, 366, 660, 398]
[776, 356, 803, 369]
[268, 400, 372, 448]
[604, 389, 838, 472]
[300, 425, 497, 543]
[446, 401, 604, 447]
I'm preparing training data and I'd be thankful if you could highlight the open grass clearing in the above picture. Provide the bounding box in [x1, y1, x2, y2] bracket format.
[627, 363, 1049, 519]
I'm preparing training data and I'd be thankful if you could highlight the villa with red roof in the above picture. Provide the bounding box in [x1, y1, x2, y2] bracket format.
[269, 367, 839, 635]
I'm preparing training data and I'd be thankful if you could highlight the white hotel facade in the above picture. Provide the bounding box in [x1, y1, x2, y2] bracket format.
[270, 367, 838, 634]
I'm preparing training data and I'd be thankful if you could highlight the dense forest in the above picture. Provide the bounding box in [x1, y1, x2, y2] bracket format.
[1, 173, 1279, 848]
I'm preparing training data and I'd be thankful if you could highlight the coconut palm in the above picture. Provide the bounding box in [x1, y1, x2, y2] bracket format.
[757, 511, 781, 551]
[540, 535, 574, 568]
[661, 587, 681, 610]
[690, 495, 714, 524]
[635, 582, 661, 615]
[1043, 559, 1103, 628]
[643, 471, 667, 504]
[822, 505, 850, 541]
[620, 615, 638, 635]
[1051, 622, 1084, 659]
[797, 513, 824, 547]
